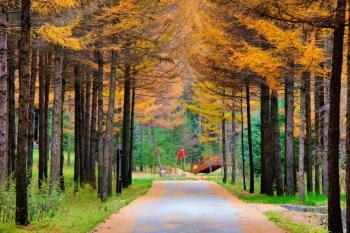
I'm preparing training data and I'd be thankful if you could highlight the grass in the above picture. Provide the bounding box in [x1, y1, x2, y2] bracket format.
[210, 177, 346, 206]
[265, 211, 328, 233]
[0, 149, 153, 233]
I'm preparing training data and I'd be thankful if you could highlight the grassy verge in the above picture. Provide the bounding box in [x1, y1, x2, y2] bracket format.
[0, 150, 153, 233]
[0, 178, 152, 233]
[211, 177, 345, 206]
[265, 211, 328, 233]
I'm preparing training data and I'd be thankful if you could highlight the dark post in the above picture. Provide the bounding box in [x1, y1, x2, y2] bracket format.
[116, 149, 123, 194]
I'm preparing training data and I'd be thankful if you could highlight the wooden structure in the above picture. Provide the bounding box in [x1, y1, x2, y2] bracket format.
[191, 156, 226, 174]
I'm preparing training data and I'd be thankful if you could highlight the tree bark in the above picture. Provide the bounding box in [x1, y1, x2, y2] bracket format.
[299, 72, 307, 202]
[314, 75, 324, 195]
[27, 48, 37, 183]
[260, 83, 269, 194]
[122, 66, 131, 187]
[96, 49, 104, 198]
[90, 68, 98, 189]
[60, 61, 67, 191]
[285, 63, 295, 196]
[84, 70, 91, 186]
[129, 77, 136, 185]
[74, 65, 81, 192]
[16, 0, 31, 225]
[8, 34, 16, 176]
[80, 71, 85, 185]
[44, 52, 51, 180]
[304, 72, 313, 193]
[50, 47, 63, 191]
[240, 93, 246, 191]
[222, 113, 227, 184]
[327, 1, 345, 232]
[38, 50, 46, 188]
[0, 7, 8, 184]
[246, 80, 254, 193]
[345, 1, 350, 232]
[231, 110, 236, 184]
[104, 51, 117, 197]
[270, 91, 283, 196]
[140, 127, 144, 172]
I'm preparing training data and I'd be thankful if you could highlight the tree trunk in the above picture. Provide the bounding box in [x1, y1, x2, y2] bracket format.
[16, 0, 31, 225]
[271, 91, 283, 196]
[38, 50, 46, 188]
[74, 65, 81, 192]
[129, 77, 136, 185]
[231, 110, 236, 184]
[96, 49, 104, 199]
[222, 113, 227, 184]
[122, 66, 131, 187]
[240, 92, 246, 191]
[80, 72, 85, 185]
[105, 51, 117, 197]
[60, 63, 66, 191]
[346, 2, 350, 230]
[8, 34, 16, 176]
[90, 68, 98, 189]
[299, 72, 307, 202]
[44, 52, 51, 181]
[315, 75, 324, 195]
[285, 63, 295, 196]
[327, 1, 345, 231]
[304, 72, 313, 193]
[0, 7, 8, 184]
[246, 80, 254, 193]
[84, 71, 91, 186]
[260, 83, 269, 194]
[27, 48, 37, 183]
[140, 127, 144, 172]
[50, 47, 63, 191]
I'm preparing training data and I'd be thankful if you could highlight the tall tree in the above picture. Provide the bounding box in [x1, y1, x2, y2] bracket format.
[299, 73, 307, 202]
[231, 110, 236, 184]
[327, 0, 346, 231]
[50, 47, 63, 191]
[8, 34, 16, 176]
[314, 74, 324, 195]
[240, 93, 246, 191]
[74, 64, 81, 192]
[16, 0, 31, 225]
[305, 72, 313, 193]
[104, 50, 117, 198]
[122, 65, 131, 187]
[285, 63, 295, 195]
[129, 77, 136, 185]
[270, 90, 283, 196]
[222, 113, 227, 184]
[0, 6, 8, 184]
[260, 83, 269, 194]
[246, 80, 254, 193]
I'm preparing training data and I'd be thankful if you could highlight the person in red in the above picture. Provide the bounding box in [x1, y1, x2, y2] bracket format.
[177, 147, 185, 160]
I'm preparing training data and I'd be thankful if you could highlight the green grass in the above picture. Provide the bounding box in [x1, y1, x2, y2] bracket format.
[265, 211, 328, 233]
[0, 150, 153, 233]
[210, 177, 346, 206]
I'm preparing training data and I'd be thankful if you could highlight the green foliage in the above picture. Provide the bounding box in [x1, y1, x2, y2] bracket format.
[265, 211, 328, 233]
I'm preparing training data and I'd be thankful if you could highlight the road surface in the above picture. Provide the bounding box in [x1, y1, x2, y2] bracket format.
[94, 181, 284, 233]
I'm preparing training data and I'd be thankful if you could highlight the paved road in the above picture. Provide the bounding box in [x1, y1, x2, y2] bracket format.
[94, 181, 283, 233]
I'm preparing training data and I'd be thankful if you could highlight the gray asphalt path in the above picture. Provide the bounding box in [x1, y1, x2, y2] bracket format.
[94, 181, 283, 233]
